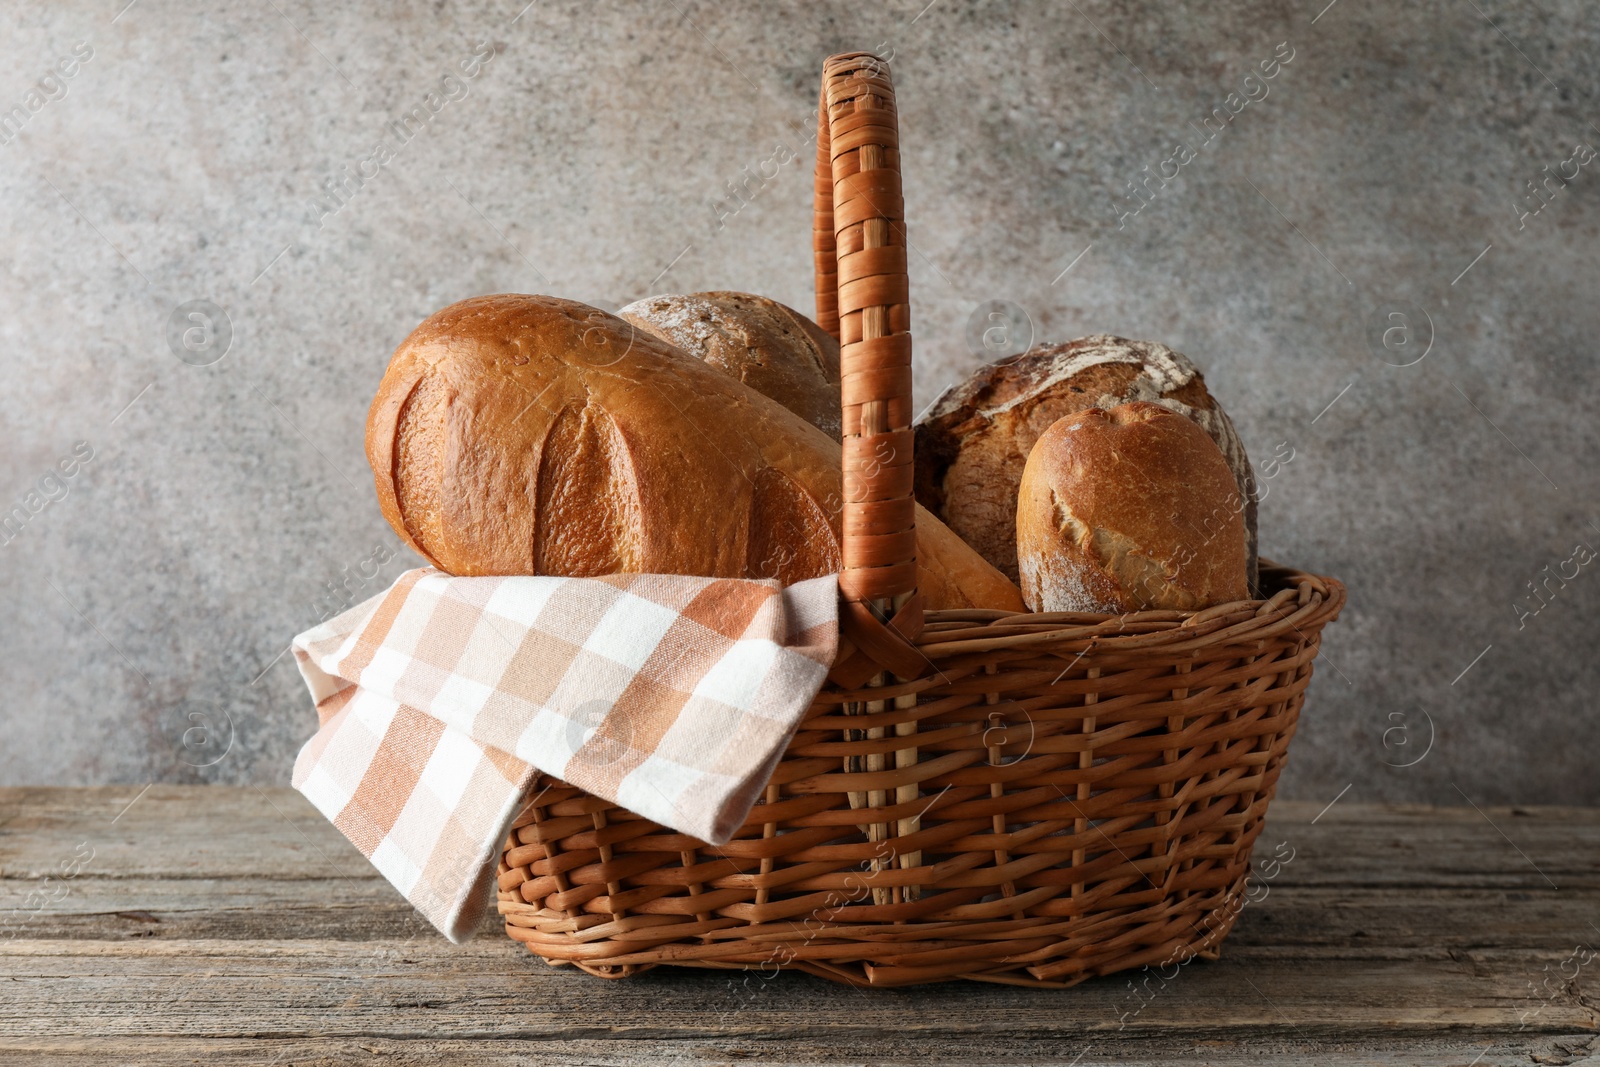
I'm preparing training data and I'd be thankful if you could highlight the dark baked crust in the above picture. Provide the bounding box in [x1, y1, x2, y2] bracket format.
[914, 335, 1258, 589]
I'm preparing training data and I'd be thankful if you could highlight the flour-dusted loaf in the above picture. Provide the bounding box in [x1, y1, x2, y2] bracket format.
[618, 292, 843, 440]
[915, 335, 1257, 590]
[1016, 402, 1249, 614]
[366, 294, 1024, 612]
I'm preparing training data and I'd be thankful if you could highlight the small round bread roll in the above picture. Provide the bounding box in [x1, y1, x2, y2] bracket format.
[617, 292, 842, 440]
[1017, 402, 1249, 614]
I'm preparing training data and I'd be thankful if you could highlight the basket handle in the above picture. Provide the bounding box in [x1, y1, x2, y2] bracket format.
[814, 54, 919, 644]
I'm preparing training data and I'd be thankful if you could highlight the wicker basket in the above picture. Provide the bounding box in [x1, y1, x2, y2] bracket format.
[495, 52, 1345, 988]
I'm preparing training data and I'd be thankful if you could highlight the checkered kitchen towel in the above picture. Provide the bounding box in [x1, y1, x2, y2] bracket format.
[291, 568, 838, 942]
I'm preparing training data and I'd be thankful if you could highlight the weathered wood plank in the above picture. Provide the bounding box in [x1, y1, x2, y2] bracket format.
[0, 936, 1595, 1037]
[1258, 802, 1600, 889]
[0, 876, 432, 941]
[4, 1034, 1596, 1067]
[1, 787, 1597, 1065]
[4, 790, 1598, 951]
[5, 789, 1596, 887]
[0, 785, 377, 882]
[4, 876, 1597, 955]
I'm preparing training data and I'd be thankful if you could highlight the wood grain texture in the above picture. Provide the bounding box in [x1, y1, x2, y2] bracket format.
[1, 787, 1597, 1064]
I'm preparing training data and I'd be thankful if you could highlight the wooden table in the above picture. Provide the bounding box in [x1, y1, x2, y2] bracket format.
[1, 787, 1596, 1065]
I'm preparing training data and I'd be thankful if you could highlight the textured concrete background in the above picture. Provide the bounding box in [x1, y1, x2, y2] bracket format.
[2, 1, 1596, 807]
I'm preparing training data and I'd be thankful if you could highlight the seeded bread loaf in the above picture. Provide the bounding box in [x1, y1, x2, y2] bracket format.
[366, 293, 1025, 612]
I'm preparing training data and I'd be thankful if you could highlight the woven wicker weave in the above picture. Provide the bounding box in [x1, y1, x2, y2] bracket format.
[496, 52, 1345, 988]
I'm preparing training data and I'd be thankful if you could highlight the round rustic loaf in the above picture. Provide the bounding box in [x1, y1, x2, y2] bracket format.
[617, 292, 843, 440]
[365, 293, 1024, 612]
[1016, 402, 1249, 614]
[914, 335, 1258, 591]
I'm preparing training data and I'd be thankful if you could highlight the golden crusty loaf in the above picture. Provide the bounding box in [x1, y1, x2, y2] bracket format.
[1016, 402, 1249, 614]
[617, 291, 843, 440]
[366, 294, 1024, 612]
[915, 335, 1257, 589]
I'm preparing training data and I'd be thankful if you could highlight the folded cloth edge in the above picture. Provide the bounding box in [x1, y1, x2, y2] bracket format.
[292, 701, 536, 943]
[289, 569, 839, 942]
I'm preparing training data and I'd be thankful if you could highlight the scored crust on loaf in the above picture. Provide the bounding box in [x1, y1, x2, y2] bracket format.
[1016, 403, 1249, 614]
[1019, 495, 1212, 613]
[618, 292, 843, 440]
[366, 293, 1023, 612]
[1015, 505, 1128, 615]
[914, 335, 1257, 589]
[533, 399, 643, 575]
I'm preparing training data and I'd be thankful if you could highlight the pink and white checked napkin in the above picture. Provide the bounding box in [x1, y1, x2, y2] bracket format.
[290, 568, 838, 942]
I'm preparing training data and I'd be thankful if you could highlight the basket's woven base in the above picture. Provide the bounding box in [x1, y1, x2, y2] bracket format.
[496, 564, 1343, 987]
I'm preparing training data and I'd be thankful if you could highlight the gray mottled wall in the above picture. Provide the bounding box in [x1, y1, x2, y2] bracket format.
[2, 0, 1596, 806]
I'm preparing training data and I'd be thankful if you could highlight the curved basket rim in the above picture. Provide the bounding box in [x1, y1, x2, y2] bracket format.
[894, 560, 1343, 656]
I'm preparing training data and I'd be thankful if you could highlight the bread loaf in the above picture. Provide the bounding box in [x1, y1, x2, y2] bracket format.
[1016, 402, 1249, 614]
[366, 294, 1024, 612]
[914, 335, 1257, 589]
[618, 292, 842, 440]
